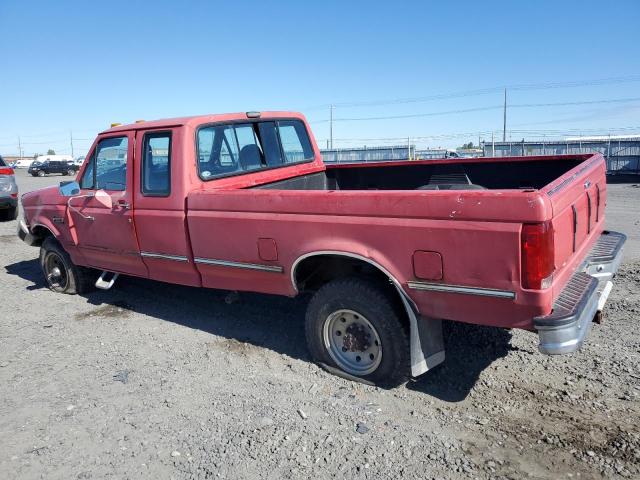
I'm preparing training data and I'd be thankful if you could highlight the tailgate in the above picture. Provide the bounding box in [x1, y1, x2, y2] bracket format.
[542, 154, 607, 295]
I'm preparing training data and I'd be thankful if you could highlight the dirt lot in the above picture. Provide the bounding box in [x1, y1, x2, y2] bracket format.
[1, 170, 639, 480]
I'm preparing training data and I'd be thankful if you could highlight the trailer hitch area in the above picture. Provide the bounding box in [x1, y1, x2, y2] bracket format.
[95, 271, 119, 290]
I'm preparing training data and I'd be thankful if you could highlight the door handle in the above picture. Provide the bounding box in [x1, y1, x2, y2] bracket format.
[116, 200, 130, 210]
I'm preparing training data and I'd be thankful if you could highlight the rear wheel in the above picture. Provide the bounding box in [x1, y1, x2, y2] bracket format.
[40, 237, 96, 294]
[67, 169, 75, 176]
[305, 278, 409, 387]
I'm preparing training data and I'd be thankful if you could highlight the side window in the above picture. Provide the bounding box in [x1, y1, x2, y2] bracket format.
[80, 155, 95, 189]
[96, 137, 128, 191]
[142, 132, 171, 196]
[278, 120, 314, 163]
[81, 137, 128, 190]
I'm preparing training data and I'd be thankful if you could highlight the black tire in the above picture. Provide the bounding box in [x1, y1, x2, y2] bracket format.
[37, 170, 45, 177]
[305, 278, 409, 387]
[39, 236, 96, 294]
[7, 206, 18, 221]
[67, 169, 75, 176]
[0, 207, 17, 221]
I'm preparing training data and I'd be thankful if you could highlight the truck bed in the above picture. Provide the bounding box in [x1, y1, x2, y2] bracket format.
[187, 154, 607, 331]
[254, 155, 585, 191]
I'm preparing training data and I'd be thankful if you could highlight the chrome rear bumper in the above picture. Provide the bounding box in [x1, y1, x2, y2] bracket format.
[534, 231, 626, 355]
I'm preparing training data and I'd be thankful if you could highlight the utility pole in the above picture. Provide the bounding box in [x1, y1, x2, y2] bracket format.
[18, 136, 22, 159]
[70, 130, 74, 158]
[502, 88, 507, 142]
[407, 137, 411, 160]
[491, 132, 495, 157]
[329, 104, 334, 149]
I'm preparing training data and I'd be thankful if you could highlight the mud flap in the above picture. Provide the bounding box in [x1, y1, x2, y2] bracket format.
[397, 289, 445, 377]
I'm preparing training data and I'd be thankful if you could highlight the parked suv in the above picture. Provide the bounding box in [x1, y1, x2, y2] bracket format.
[28, 160, 79, 177]
[0, 155, 19, 221]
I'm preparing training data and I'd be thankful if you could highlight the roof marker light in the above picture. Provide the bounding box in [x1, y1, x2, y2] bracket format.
[135, 120, 145, 123]
[110, 122, 121, 128]
[246, 111, 261, 118]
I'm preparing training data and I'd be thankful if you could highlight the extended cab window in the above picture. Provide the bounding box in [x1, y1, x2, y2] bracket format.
[197, 119, 314, 180]
[278, 120, 314, 164]
[142, 132, 171, 196]
[80, 137, 128, 191]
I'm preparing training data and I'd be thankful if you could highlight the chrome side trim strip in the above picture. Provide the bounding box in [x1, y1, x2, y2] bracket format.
[141, 251, 189, 263]
[194, 257, 283, 273]
[407, 281, 516, 299]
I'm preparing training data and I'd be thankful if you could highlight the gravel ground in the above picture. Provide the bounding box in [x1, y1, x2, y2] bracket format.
[1, 170, 639, 480]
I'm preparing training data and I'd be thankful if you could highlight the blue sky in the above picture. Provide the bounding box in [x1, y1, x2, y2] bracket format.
[1, 0, 639, 155]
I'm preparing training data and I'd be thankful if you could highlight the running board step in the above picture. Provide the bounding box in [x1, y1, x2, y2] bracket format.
[95, 271, 119, 290]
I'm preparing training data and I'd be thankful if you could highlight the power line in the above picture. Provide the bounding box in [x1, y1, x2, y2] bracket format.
[300, 74, 640, 111]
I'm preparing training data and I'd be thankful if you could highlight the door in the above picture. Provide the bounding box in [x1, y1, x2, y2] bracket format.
[69, 133, 148, 277]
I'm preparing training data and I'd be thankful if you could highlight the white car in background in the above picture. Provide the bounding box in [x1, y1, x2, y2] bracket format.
[13, 158, 35, 169]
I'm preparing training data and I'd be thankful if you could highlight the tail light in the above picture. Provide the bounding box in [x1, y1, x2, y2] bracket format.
[521, 221, 554, 289]
[0, 167, 14, 175]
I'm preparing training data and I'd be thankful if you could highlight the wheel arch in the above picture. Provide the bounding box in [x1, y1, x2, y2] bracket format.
[291, 250, 445, 377]
[291, 250, 409, 299]
[30, 222, 59, 246]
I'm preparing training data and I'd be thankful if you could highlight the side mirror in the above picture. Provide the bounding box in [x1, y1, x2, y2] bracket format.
[59, 181, 81, 197]
[94, 190, 113, 209]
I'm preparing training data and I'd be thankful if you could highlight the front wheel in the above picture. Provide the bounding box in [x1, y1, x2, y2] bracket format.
[37, 170, 45, 177]
[305, 278, 409, 387]
[40, 237, 97, 294]
[67, 169, 75, 176]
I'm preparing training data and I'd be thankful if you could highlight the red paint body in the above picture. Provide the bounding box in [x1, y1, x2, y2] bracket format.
[22, 112, 608, 331]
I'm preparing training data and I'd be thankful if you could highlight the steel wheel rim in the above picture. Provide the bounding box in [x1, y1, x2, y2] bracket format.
[323, 309, 382, 376]
[45, 253, 68, 289]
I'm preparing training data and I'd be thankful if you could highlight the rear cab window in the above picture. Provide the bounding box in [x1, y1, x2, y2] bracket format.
[197, 119, 314, 180]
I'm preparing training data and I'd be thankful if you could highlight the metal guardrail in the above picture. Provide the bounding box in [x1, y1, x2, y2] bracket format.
[320, 141, 640, 174]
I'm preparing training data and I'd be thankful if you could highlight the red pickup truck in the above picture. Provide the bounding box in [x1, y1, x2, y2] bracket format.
[18, 111, 626, 386]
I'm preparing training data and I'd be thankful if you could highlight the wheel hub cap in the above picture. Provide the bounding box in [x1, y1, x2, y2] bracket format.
[323, 309, 382, 376]
[45, 254, 68, 289]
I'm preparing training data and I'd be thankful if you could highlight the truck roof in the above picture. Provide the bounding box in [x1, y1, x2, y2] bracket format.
[101, 111, 306, 135]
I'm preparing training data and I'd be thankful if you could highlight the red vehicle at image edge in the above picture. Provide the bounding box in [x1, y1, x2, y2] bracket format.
[18, 112, 626, 386]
